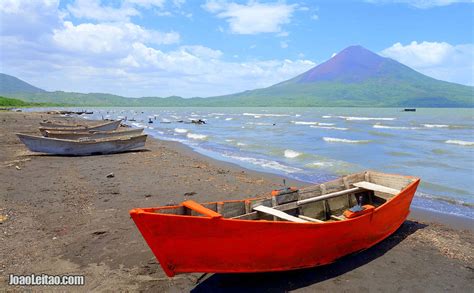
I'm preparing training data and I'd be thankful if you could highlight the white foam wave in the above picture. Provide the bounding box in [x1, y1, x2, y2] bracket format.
[445, 140, 474, 146]
[284, 149, 301, 158]
[318, 123, 334, 126]
[341, 116, 396, 121]
[243, 113, 290, 117]
[310, 125, 348, 130]
[423, 124, 450, 128]
[237, 142, 247, 146]
[307, 162, 334, 168]
[187, 133, 208, 140]
[225, 117, 233, 121]
[246, 122, 273, 126]
[323, 137, 370, 144]
[174, 128, 188, 133]
[373, 124, 420, 130]
[322, 115, 332, 118]
[223, 154, 302, 173]
[291, 121, 319, 125]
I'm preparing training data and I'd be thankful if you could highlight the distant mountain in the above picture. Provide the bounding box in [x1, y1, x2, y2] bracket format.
[211, 46, 473, 107]
[0, 73, 45, 94]
[0, 46, 472, 107]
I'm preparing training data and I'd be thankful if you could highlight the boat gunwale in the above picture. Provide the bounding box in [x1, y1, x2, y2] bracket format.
[130, 173, 420, 225]
[16, 133, 148, 144]
[44, 128, 144, 136]
[40, 119, 122, 128]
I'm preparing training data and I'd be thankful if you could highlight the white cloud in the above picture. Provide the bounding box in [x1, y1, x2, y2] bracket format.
[52, 21, 180, 55]
[381, 41, 474, 85]
[125, 0, 166, 8]
[0, 0, 315, 97]
[203, 1, 297, 34]
[365, 0, 472, 9]
[67, 0, 139, 22]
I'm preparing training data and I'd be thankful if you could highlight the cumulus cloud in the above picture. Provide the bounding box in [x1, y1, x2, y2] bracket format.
[381, 41, 474, 85]
[53, 21, 180, 55]
[202, 1, 297, 34]
[67, 0, 139, 21]
[365, 0, 472, 9]
[0, 0, 315, 97]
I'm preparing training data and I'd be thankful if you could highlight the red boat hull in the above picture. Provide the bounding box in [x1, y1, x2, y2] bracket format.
[130, 179, 420, 277]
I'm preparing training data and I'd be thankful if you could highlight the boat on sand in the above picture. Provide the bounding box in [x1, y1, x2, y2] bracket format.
[44, 128, 144, 140]
[16, 133, 147, 155]
[39, 119, 121, 133]
[130, 171, 420, 277]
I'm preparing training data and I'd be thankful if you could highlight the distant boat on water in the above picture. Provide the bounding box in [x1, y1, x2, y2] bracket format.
[16, 133, 147, 155]
[403, 108, 416, 112]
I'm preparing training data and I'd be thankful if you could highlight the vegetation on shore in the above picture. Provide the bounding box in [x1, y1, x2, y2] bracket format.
[0, 95, 66, 108]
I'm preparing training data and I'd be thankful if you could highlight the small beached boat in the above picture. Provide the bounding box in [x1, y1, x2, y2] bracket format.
[16, 133, 147, 155]
[39, 120, 122, 135]
[44, 128, 144, 140]
[130, 171, 420, 277]
[39, 119, 121, 131]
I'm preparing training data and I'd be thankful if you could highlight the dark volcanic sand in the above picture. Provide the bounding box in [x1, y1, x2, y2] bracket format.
[1, 111, 473, 292]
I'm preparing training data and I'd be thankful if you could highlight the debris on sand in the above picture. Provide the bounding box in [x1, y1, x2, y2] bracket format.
[15, 165, 21, 170]
[184, 192, 197, 197]
[0, 214, 8, 224]
[106, 173, 115, 178]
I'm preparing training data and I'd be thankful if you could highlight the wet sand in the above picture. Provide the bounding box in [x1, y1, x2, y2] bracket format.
[1, 111, 473, 292]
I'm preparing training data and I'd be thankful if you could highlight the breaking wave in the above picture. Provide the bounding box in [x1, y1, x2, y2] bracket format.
[174, 128, 188, 133]
[341, 116, 396, 121]
[291, 121, 319, 125]
[373, 124, 421, 130]
[284, 149, 301, 158]
[445, 140, 474, 146]
[187, 133, 208, 140]
[310, 125, 348, 130]
[222, 154, 302, 173]
[323, 137, 370, 144]
[243, 113, 291, 117]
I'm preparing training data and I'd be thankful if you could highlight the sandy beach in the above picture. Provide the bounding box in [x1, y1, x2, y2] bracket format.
[1, 111, 473, 292]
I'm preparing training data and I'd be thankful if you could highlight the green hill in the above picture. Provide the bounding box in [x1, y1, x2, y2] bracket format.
[0, 73, 45, 94]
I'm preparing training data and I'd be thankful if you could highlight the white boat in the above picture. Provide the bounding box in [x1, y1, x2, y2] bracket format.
[16, 133, 147, 155]
[44, 128, 144, 140]
[39, 120, 122, 132]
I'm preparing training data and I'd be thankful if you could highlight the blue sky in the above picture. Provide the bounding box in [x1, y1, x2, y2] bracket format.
[0, 0, 473, 97]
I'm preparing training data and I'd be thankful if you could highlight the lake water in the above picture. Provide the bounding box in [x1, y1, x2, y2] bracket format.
[31, 107, 474, 219]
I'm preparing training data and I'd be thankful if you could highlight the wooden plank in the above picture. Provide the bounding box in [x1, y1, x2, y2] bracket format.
[271, 196, 278, 221]
[353, 181, 400, 195]
[232, 211, 258, 220]
[298, 215, 324, 223]
[297, 187, 361, 205]
[253, 205, 308, 223]
[233, 187, 364, 220]
[330, 215, 344, 221]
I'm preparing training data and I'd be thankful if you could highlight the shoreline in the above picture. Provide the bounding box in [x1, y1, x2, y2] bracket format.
[1, 111, 473, 291]
[151, 131, 474, 231]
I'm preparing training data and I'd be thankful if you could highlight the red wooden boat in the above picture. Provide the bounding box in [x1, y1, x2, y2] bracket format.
[130, 171, 420, 277]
